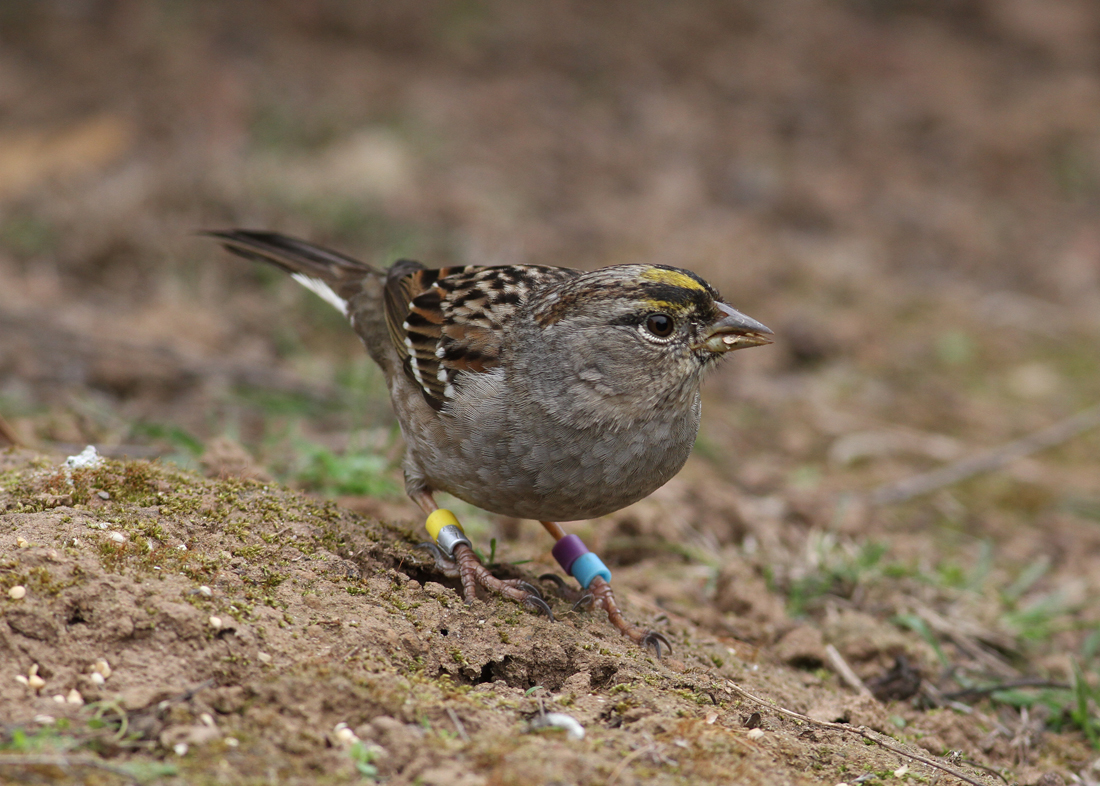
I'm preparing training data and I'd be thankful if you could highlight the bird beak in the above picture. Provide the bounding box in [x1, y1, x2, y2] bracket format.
[698, 302, 774, 353]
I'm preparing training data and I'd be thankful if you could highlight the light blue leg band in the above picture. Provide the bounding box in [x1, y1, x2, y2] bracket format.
[570, 552, 612, 590]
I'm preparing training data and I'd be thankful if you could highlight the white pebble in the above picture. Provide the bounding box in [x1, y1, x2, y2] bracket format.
[52, 694, 67, 704]
[28, 666, 46, 690]
[9, 585, 26, 600]
[14, 675, 28, 686]
[93, 658, 111, 679]
[208, 616, 223, 630]
[66, 445, 103, 469]
[198, 585, 212, 597]
[529, 712, 585, 740]
[66, 688, 84, 706]
[257, 652, 272, 664]
[200, 712, 215, 727]
[176, 544, 187, 551]
[16, 537, 29, 548]
[173, 743, 188, 756]
[33, 714, 55, 725]
[90, 672, 105, 686]
[97, 490, 110, 500]
[108, 532, 126, 543]
[333, 722, 359, 744]
[225, 737, 239, 747]
[746, 728, 766, 740]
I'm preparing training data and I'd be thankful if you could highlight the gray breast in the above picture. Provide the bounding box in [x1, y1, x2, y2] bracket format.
[415, 382, 702, 521]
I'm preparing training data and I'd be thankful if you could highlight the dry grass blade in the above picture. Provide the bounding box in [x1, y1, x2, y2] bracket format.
[825, 643, 874, 698]
[0, 413, 23, 447]
[868, 403, 1100, 505]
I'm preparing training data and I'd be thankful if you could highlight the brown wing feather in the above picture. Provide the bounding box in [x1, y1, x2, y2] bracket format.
[382, 264, 577, 410]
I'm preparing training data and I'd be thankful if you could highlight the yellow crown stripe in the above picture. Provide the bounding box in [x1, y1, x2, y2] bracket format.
[640, 267, 706, 292]
[643, 299, 695, 312]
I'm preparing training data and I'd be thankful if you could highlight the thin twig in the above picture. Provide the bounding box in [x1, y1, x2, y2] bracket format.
[825, 644, 874, 698]
[446, 707, 469, 743]
[868, 402, 1100, 505]
[725, 680, 995, 786]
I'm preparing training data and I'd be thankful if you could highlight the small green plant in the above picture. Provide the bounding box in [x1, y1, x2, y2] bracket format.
[292, 441, 401, 497]
[348, 740, 380, 780]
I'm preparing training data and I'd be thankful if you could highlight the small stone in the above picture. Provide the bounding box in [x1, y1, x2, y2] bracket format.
[14, 675, 28, 686]
[225, 737, 239, 747]
[257, 652, 272, 664]
[27, 664, 46, 690]
[200, 713, 215, 728]
[333, 722, 359, 744]
[90, 672, 106, 686]
[93, 658, 112, 679]
[97, 490, 110, 500]
[66, 689, 84, 706]
[746, 728, 766, 740]
[52, 694, 66, 704]
[16, 537, 29, 548]
[173, 743, 188, 756]
[108, 532, 126, 543]
[198, 586, 212, 597]
[208, 616, 223, 630]
[177, 544, 187, 551]
[9, 585, 26, 600]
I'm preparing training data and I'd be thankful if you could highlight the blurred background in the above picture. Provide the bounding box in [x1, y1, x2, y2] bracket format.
[2, 0, 1100, 715]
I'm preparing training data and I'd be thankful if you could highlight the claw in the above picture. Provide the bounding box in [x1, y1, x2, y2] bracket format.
[515, 581, 545, 600]
[538, 573, 570, 590]
[641, 630, 673, 659]
[571, 593, 595, 613]
[416, 541, 446, 559]
[524, 594, 555, 621]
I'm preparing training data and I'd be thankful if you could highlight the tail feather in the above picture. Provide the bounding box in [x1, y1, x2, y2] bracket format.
[204, 229, 378, 315]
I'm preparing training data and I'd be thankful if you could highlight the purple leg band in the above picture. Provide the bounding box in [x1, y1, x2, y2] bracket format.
[552, 534, 589, 575]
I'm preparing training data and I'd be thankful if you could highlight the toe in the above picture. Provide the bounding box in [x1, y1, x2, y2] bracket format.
[416, 542, 460, 575]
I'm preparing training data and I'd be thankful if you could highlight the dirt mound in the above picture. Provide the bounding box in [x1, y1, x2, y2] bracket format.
[1, 449, 1083, 785]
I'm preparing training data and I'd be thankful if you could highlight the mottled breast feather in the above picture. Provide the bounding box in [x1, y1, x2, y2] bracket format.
[383, 263, 578, 410]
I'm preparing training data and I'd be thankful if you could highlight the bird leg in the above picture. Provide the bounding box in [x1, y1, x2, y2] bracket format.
[411, 491, 552, 619]
[539, 522, 672, 658]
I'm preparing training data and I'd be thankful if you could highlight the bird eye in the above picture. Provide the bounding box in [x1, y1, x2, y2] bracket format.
[644, 313, 674, 338]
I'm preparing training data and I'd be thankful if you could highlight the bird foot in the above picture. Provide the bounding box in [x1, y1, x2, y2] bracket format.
[539, 572, 671, 658]
[418, 542, 553, 620]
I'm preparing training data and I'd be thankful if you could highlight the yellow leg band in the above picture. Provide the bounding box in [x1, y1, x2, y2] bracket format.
[425, 508, 462, 541]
